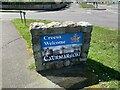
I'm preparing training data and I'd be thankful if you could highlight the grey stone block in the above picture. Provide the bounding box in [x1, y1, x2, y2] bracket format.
[63, 60, 71, 67]
[30, 21, 93, 71]
[46, 62, 56, 69]
[30, 22, 45, 29]
[55, 61, 64, 68]
[35, 59, 45, 71]
[70, 59, 80, 65]
[81, 53, 88, 58]
[33, 44, 40, 52]
[47, 22, 62, 28]
[80, 58, 87, 61]
[43, 5, 52, 10]
[82, 44, 90, 52]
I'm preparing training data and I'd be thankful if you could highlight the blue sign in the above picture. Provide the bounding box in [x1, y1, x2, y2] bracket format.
[40, 32, 83, 62]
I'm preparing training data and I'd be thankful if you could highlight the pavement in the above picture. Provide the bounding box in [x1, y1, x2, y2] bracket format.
[1, 20, 62, 89]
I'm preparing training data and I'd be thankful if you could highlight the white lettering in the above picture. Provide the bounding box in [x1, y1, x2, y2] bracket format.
[44, 56, 49, 61]
[44, 41, 65, 46]
[43, 52, 81, 62]
[44, 36, 48, 40]
[43, 36, 62, 40]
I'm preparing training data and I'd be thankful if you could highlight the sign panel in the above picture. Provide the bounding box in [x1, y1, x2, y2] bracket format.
[40, 32, 83, 62]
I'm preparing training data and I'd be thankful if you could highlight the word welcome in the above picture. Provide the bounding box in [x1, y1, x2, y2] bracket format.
[44, 41, 65, 46]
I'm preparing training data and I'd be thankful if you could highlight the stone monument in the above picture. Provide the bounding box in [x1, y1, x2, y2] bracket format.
[30, 21, 93, 71]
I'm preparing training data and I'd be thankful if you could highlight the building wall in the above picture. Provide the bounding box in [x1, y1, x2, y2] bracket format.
[76, 0, 119, 3]
[1, 3, 67, 10]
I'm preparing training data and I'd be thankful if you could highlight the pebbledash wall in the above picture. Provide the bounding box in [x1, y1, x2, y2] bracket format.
[1, 3, 67, 10]
[30, 21, 93, 71]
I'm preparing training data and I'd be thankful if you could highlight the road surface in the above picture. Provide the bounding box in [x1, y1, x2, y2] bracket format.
[0, 17, 2, 90]
[0, 4, 119, 30]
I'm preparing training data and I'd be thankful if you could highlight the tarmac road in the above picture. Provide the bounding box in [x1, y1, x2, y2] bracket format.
[0, 18, 2, 90]
[0, 4, 119, 30]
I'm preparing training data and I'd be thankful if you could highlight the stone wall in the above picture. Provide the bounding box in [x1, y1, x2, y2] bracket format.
[1, 3, 67, 10]
[30, 21, 93, 71]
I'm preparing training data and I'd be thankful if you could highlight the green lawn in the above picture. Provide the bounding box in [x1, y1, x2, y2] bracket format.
[12, 18, 119, 89]
[80, 3, 95, 8]
[0, 10, 20, 13]
[99, 2, 118, 6]
[12, 18, 52, 48]
[87, 26, 119, 88]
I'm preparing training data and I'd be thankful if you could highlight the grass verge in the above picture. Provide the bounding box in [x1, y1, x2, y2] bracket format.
[80, 3, 95, 8]
[12, 18, 119, 88]
[99, 2, 118, 6]
[0, 10, 20, 13]
[87, 26, 119, 88]
[12, 18, 52, 49]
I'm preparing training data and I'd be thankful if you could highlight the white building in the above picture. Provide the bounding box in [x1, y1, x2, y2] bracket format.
[76, 0, 119, 3]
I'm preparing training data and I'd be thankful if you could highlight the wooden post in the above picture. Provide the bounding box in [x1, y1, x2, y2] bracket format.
[23, 12, 26, 26]
[20, 10, 23, 23]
